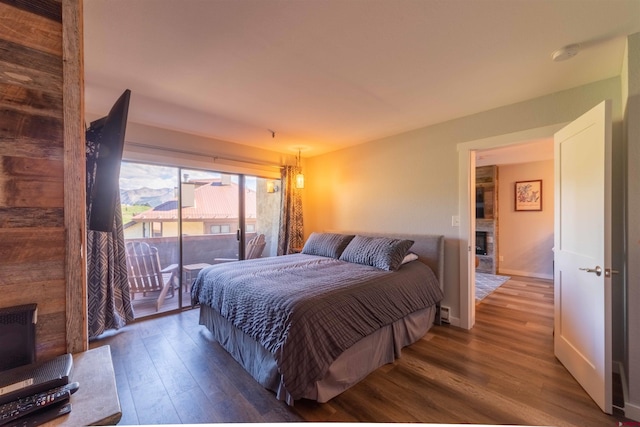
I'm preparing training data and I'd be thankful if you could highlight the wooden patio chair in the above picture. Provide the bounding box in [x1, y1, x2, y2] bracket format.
[246, 234, 266, 259]
[213, 234, 266, 263]
[125, 241, 179, 311]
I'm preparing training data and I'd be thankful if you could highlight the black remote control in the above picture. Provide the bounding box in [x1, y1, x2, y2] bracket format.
[60, 382, 80, 396]
[5, 402, 71, 427]
[0, 385, 72, 426]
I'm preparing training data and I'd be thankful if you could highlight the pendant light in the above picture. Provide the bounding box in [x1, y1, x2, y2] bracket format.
[295, 149, 304, 189]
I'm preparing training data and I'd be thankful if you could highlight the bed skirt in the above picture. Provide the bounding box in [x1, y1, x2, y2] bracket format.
[199, 304, 437, 404]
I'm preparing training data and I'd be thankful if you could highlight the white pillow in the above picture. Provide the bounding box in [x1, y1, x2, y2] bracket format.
[401, 252, 419, 265]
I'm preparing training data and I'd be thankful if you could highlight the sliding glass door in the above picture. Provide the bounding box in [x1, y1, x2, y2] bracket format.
[120, 162, 281, 319]
[180, 170, 241, 295]
[246, 176, 281, 258]
[120, 162, 180, 318]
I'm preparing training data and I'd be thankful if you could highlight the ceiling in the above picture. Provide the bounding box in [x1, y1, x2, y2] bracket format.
[83, 0, 640, 158]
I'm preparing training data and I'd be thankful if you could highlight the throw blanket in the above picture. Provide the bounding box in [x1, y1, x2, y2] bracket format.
[191, 254, 443, 400]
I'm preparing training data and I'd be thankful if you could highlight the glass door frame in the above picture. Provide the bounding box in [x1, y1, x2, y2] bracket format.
[121, 160, 281, 318]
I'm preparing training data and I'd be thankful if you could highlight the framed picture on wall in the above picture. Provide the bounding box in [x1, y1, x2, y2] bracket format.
[515, 180, 542, 211]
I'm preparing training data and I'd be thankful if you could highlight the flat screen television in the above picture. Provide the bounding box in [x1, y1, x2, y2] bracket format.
[86, 89, 131, 232]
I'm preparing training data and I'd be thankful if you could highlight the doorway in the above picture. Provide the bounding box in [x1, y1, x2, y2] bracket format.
[473, 145, 555, 307]
[459, 107, 624, 414]
[457, 123, 565, 329]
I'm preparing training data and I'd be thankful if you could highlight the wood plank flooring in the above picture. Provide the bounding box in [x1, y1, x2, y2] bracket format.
[90, 275, 630, 425]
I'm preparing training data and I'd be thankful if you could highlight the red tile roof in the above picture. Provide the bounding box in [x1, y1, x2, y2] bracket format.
[132, 181, 256, 221]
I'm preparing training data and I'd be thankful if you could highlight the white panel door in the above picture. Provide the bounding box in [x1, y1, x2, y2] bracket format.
[554, 100, 612, 413]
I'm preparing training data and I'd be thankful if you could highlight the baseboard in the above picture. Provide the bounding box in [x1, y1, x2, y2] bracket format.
[448, 316, 461, 327]
[498, 268, 553, 281]
[624, 400, 640, 421]
[613, 361, 640, 421]
[614, 361, 627, 413]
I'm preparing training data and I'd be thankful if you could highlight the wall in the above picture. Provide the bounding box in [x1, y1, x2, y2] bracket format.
[112, 121, 295, 180]
[304, 76, 622, 326]
[497, 160, 554, 279]
[624, 32, 640, 421]
[0, 1, 85, 358]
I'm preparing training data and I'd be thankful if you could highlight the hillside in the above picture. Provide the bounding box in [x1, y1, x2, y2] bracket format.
[120, 187, 174, 207]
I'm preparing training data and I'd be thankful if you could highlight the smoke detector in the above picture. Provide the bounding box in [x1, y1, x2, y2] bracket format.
[552, 44, 580, 62]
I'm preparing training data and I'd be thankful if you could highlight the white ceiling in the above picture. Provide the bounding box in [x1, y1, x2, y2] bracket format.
[83, 0, 640, 158]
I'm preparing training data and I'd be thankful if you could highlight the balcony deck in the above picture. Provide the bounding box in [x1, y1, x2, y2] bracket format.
[130, 288, 193, 319]
[125, 232, 277, 319]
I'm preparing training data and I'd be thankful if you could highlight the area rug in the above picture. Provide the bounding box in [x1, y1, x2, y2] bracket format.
[476, 273, 511, 302]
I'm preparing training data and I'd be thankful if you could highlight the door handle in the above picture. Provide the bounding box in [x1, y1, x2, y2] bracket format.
[605, 268, 619, 278]
[579, 266, 602, 276]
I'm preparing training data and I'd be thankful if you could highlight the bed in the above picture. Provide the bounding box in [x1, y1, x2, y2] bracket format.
[191, 232, 445, 404]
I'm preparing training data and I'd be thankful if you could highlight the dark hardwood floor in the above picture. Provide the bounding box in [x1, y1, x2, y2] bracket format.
[90, 275, 629, 425]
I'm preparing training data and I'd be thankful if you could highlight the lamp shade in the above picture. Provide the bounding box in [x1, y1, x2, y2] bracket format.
[296, 173, 305, 189]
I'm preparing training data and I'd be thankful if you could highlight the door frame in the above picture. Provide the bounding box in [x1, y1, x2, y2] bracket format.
[457, 123, 566, 329]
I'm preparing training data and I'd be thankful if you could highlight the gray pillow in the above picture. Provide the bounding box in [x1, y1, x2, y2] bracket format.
[339, 235, 414, 271]
[301, 232, 355, 258]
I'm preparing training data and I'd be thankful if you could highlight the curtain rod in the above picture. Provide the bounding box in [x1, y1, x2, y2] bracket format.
[127, 141, 284, 169]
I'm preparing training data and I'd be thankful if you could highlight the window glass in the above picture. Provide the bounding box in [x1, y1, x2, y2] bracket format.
[120, 162, 282, 319]
[120, 161, 179, 318]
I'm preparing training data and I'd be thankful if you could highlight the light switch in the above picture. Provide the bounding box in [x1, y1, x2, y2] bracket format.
[452, 215, 460, 227]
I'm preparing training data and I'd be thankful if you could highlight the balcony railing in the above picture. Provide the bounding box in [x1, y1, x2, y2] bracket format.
[125, 232, 272, 318]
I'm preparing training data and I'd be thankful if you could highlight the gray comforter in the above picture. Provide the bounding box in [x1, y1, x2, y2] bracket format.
[191, 254, 443, 400]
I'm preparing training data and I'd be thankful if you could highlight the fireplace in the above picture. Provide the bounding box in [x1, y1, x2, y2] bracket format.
[476, 231, 487, 255]
[0, 304, 37, 371]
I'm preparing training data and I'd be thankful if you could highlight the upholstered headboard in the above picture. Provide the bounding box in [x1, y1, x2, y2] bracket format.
[329, 231, 445, 292]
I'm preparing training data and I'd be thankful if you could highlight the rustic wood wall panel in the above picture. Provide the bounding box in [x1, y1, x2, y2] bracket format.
[0, 83, 64, 116]
[37, 312, 66, 355]
[1, 280, 65, 302]
[0, 228, 65, 261]
[0, 262, 64, 289]
[0, 57, 64, 94]
[0, 0, 71, 360]
[1, 157, 64, 207]
[0, 139, 63, 161]
[0, 0, 63, 23]
[0, 3, 62, 55]
[0, 207, 65, 227]
[61, 0, 87, 354]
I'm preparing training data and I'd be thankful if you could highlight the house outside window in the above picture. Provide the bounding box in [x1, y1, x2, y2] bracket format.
[209, 224, 232, 234]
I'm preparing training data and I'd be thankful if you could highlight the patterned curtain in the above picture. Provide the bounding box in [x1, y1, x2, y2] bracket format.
[277, 165, 304, 255]
[86, 132, 133, 339]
